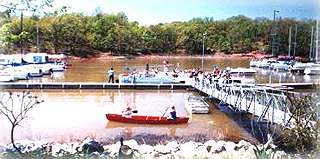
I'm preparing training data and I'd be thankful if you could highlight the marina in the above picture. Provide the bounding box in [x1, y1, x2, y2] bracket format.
[0, 1, 319, 156]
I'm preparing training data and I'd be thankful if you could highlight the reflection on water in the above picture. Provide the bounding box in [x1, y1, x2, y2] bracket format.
[0, 89, 256, 144]
[21, 57, 320, 84]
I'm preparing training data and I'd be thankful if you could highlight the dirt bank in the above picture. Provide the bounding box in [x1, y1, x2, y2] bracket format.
[67, 51, 266, 61]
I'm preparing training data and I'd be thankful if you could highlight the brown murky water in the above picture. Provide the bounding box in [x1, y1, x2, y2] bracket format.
[25, 57, 320, 84]
[1, 57, 318, 144]
[0, 89, 256, 144]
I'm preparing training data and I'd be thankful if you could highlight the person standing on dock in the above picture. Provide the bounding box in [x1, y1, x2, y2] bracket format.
[107, 67, 115, 83]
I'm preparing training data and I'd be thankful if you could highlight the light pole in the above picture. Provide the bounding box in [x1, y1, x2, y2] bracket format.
[201, 32, 207, 71]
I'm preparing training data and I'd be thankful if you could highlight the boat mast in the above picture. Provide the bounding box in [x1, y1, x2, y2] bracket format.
[293, 24, 298, 57]
[288, 26, 292, 57]
[309, 26, 314, 61]
[36, 23, 40, 53]
[316, 20, 319, 63]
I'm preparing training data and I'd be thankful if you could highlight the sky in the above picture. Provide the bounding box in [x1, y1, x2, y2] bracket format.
[1, 0, 320, 25]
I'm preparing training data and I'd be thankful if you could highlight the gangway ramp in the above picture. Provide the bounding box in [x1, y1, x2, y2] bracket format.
[193, 82, 293, 126]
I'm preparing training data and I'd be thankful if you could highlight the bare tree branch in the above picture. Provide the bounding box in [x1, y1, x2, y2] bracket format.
[0, 91, 43, 153]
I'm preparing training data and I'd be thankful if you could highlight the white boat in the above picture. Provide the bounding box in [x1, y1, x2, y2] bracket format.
[119, 72, 178, 84]
[23, 53, 49, 63]
[185, 95, 209, 114]
[304, 64, 320, 75]
[213, 77, 256, 88]
[22, 64, 44, 77]
[256, 59, 277, 68]
[270, 61, 291, 71]
[4, 66, 30, 80]
[290, 62, 313, 73]
[249, 59, 260, 67]
[49, 62, 66, 72]
[24, 53, 67, 73]
[0, 54, 22, 65]
[0, 70, 15, 82]
[230, 67, 256, 76]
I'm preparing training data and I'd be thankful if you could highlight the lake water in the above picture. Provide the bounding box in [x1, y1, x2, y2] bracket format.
[23, 57, 320, 84]
[1, 56, 319, 144]
[0, 89, 256, 144]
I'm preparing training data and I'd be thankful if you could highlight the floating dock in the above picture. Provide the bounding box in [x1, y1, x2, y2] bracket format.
[0, 82, 316, 90]
[185, 95, 210, 114]
[261, 82, 315, 89]
[0, 82, 192, 90]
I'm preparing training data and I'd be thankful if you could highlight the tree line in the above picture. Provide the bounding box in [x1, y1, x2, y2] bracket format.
[0, 11, 316, 57]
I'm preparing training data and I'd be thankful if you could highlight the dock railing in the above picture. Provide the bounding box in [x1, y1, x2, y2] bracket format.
[192, 78, 293, 126]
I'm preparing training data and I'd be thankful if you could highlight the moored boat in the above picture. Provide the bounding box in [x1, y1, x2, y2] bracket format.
[290, 62, 311, 73]
[229, 67, 256, 76]
[0, 70, 15, 82]
[304, 64, 320, 75]
[105, 114, 189, 124]
[119, 72, 178, 84]
[270, 61, 292, 71]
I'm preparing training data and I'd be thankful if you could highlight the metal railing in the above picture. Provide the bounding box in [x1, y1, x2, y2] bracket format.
[193, 78, 293, 126]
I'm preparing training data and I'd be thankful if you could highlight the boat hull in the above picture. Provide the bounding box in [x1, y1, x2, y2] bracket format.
[304, 67, 320, 75]
[106, 114, 189, 124]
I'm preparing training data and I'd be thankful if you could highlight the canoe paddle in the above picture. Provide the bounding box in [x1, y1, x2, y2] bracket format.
[161, 106, 171, 118]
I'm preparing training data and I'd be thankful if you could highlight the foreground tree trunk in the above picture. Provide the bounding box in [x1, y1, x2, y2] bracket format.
[10, 124, 20, 153]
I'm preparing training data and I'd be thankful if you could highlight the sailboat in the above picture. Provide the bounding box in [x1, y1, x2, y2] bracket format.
[304, 20, 320, 75]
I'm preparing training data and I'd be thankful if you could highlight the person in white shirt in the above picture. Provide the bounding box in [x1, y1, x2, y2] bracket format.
[107, 67, 115, 83]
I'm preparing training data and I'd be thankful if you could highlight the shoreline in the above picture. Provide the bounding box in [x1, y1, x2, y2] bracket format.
[67, 52, 256, 61]
[0, 135, 288, 158]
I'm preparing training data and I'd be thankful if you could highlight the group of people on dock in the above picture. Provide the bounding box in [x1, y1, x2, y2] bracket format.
[106, 60, 233, 86]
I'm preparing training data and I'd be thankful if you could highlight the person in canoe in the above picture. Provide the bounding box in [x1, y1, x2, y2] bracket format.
[169, 106, 177, 120]
[122, 106, 133, 118]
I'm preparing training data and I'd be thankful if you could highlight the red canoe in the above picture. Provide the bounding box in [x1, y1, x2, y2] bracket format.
[106, 114, 189, 124]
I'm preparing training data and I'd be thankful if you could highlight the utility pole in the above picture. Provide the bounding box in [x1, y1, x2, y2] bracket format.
[288, 26, 292, 57]
[293, 24, 298, 58]
[309, 26, 314, 62]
